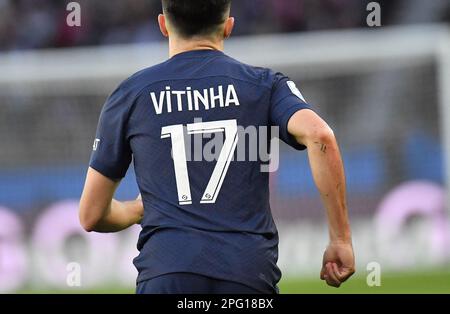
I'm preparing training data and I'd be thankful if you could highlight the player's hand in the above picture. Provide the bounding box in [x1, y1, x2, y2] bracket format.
[320, 240, 355, 288]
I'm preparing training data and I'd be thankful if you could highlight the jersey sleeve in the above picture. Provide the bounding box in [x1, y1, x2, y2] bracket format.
[269, 72, 313, 150]
[89, 85, 133, 180]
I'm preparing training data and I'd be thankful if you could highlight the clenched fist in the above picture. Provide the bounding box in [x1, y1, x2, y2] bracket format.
[320, 241, 355, 287]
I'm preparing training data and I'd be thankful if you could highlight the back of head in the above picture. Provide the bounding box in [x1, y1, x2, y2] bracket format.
[162, 0, 232, 38]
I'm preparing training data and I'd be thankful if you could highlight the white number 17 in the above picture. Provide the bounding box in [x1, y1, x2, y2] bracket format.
[161, 119, 238, 205]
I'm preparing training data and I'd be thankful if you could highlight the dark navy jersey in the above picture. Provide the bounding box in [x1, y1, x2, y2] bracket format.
[89, 49, 311, 293]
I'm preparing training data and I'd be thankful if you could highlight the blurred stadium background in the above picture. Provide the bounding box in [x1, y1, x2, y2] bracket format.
[1, 0, 450, 294]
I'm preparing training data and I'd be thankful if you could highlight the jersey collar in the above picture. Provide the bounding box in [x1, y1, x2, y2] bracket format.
[170, 49, 225, 60]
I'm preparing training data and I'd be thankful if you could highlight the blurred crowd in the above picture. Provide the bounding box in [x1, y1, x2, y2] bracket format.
[0, 0, 449, 51]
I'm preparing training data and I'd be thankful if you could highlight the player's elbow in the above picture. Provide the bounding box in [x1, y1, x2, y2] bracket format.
[79, 214, 95, 232]
[305, 125, 336, 148]
[316, 126, 335, 144]
[289, 110, 336, 147]
[79, 204, 99, 232]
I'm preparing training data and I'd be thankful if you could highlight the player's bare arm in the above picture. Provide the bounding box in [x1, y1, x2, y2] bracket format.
[79, 167, 143, 233]
[288, 109, 355, 288]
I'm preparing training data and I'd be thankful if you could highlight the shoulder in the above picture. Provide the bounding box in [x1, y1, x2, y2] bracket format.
[117, 60, 171, 96]
[100, 63, 165, 114]
[220, 54, 278, 90]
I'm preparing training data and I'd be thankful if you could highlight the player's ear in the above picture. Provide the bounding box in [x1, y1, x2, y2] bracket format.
[223, 17, 234, 39]
[158, 14, 169, 38]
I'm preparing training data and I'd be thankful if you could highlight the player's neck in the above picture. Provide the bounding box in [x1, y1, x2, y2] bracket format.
[168, 36, 224, 58]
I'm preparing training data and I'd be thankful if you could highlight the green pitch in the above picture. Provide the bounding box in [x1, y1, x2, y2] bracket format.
[280, 269, 450, 294]
[18, 269, 450, 294]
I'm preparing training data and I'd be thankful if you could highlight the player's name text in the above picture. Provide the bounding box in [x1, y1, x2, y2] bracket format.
[151, 84, 240, 115]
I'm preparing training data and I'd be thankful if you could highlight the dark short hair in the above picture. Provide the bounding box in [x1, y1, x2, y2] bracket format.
[162, 0, 232, 38]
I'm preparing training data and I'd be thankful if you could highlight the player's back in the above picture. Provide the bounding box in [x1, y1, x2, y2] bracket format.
[90, 49, 311, 293]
